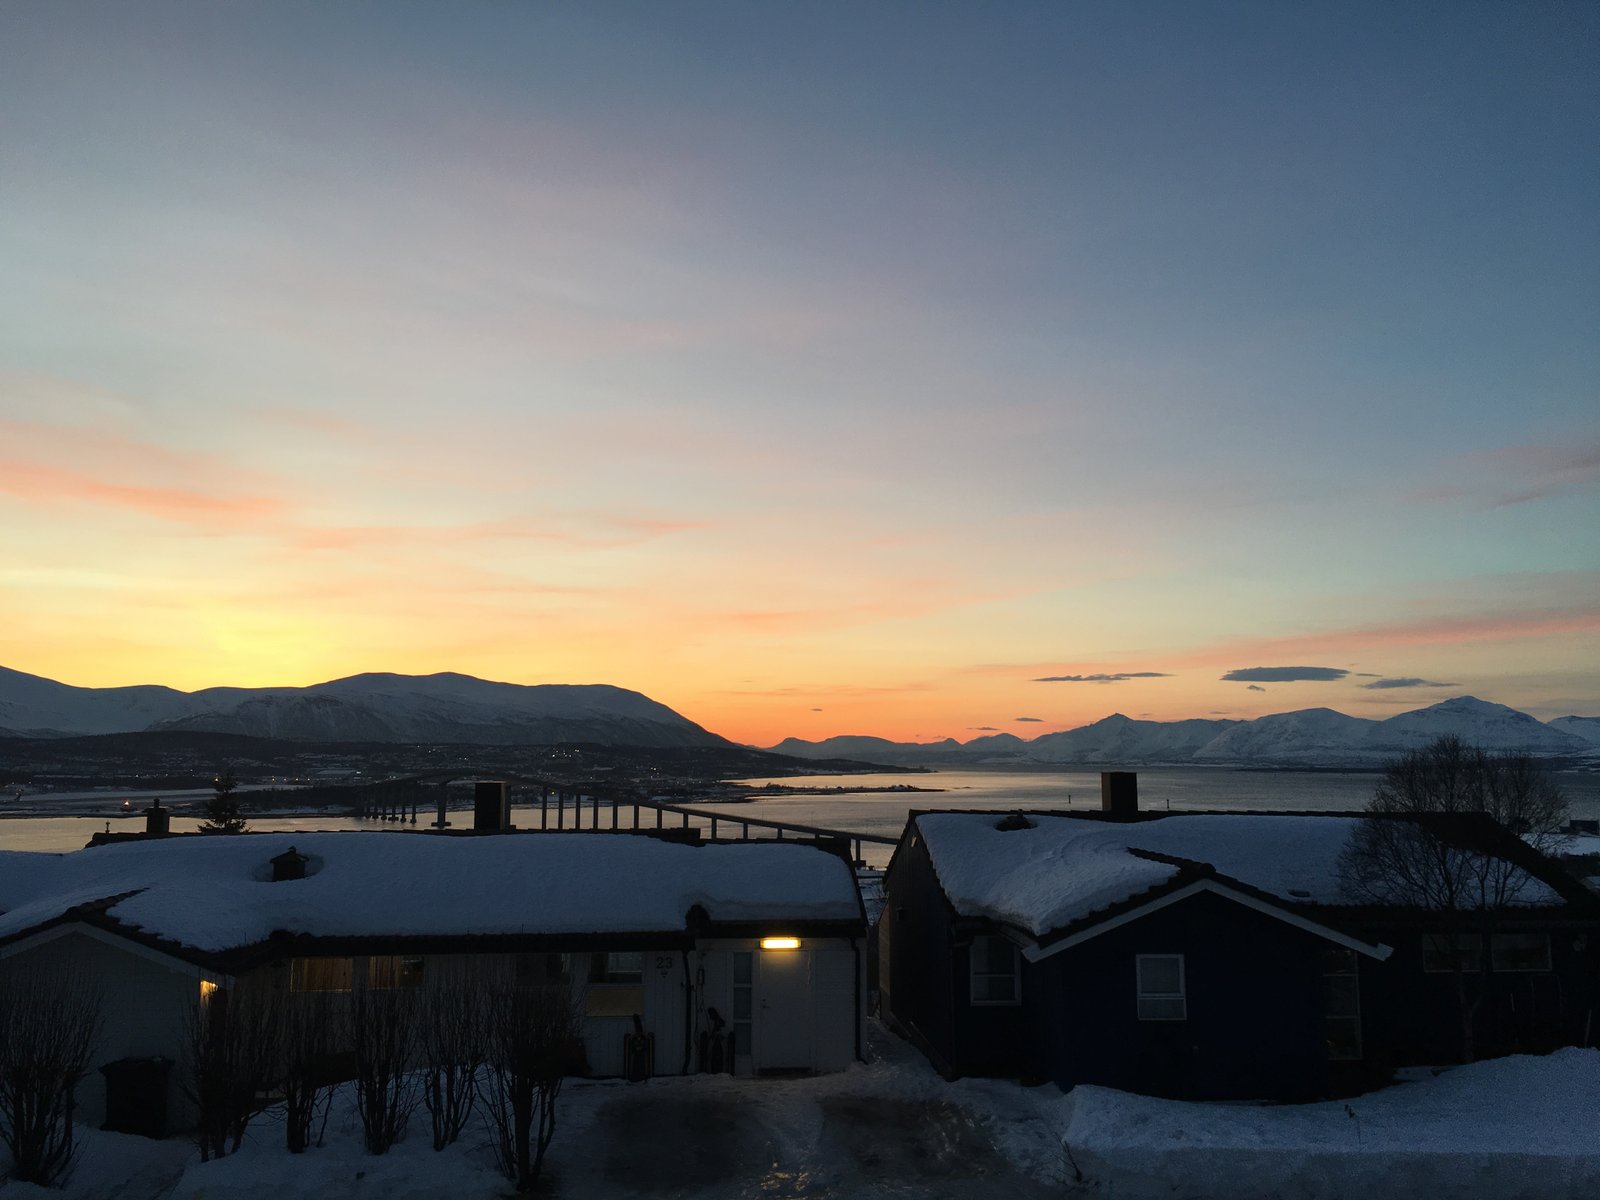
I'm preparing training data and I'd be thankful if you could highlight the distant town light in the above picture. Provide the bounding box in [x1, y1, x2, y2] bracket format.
[760, 936, 801, 951]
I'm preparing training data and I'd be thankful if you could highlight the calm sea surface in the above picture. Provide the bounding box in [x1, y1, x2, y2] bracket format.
[4, 766, 1597, 865]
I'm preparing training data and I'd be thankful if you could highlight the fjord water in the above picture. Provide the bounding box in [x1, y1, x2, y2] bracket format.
[724, 766, 1600, 845]
[4, 766, 1597, 858]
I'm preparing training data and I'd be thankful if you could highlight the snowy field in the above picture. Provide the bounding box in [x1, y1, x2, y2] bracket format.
[5, 1028, 1596, 1199]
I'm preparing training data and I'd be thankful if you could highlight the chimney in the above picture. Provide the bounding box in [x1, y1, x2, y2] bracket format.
[474, 780, 511, 833]
[270, 846, 309, 882]
[144, 798, 171, 836]
[1101, 772, 1138, 819]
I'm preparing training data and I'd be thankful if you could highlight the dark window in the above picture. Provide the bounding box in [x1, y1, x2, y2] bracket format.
[732, 952, 753, 1056]
[1422, 934, 1483, 973]
[969, 936, 1021, 1005]
[515, 953, 570, 988]
[1320, 946, 1362, 1061]
[1136, 954, 1186, 1020]
[367, 955, 425, 989]
[1490, 933, 1551, 972]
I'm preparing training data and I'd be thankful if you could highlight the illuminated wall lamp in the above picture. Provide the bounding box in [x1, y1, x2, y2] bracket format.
[199, 979, 219, 1002]
[760, 936, 801, 951]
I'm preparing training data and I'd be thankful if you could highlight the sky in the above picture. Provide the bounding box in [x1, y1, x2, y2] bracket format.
[1, 1, 1596, 745]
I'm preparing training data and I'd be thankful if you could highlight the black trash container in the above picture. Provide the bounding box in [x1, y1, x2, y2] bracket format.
[100, 1056, 172, 1138]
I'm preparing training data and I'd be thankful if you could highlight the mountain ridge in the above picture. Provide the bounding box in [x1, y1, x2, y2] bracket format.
[0, 667, 728, 749]
[768, 696, 1597, 767]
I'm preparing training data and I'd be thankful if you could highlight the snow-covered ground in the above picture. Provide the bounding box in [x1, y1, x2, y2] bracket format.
[7, 1030, 1596, 1199]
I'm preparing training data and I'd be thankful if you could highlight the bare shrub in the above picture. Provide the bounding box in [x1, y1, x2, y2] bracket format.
[349, 985, 420, 1153]
[419, 966, 488, 1151]
[279, 992, 345, 1154]
[1339, 734, 1572, 1060]
[0, 963, 103, 1187]
[482, 978, 585, 1192]
[184, 982, 282, 1162]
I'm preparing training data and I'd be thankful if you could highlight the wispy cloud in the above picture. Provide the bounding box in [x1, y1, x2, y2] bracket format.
[1014, 716, 1043, 722]
[1408, 441, 1600, 509]
[1246, 684, 1266, 692]
[1189, 606, 1600, 662]
[1034, 672, 1171, 683]
[1222, 666, 1350, 683]
[1360, 676, 1460, 690]
[0, 460, 287, 526]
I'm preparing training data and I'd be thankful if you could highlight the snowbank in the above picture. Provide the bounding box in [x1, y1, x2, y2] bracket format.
[1055, 1048, 1600, 1199]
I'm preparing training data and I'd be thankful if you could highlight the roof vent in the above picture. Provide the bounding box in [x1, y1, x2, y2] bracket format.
[994, 812, 1036, 832]
[270, 846, 310, 882]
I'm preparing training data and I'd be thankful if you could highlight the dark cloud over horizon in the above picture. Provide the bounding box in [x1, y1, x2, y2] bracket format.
[1246, 684, 1267, 692]
[969, 725, 999, 731]
[1360, 677, 1460, 690]
[1223, 666, 1350, 683]
[1033, 672, 1172, 683]
[1014, 716, 1043, 722]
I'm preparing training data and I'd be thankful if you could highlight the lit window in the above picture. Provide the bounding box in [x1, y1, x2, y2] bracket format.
[1136, 954, 1186, 1020]
[1320, 947, 1362, 1060]
[289, 958, 353, 993]
[367, 955, 426, 989]
[969, 936, 1021, 1005]
[585, 951, 645, 1018]
[590, 952, 643, 984]
[1490, 933, 1551, 973]
[1422, 934, 1483, 973]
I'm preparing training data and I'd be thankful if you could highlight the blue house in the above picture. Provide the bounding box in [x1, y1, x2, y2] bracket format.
[879, 778, 1600, 1101]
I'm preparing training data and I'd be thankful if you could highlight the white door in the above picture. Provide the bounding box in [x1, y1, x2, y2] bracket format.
[755, 949, 812, 1070]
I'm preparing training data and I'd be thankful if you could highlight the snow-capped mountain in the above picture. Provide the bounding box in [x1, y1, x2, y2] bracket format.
[1023, 714, 1237, 764]
[1365, 696, 1585, 757]
[1549, 716, 1600, 748]
[768, 736, 970, 765]
[1192, 708, 1377, 764]
[766, 696, 1595, 767]
[0, 667, 727, 748]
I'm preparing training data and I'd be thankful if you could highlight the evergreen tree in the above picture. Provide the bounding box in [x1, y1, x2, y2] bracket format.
[199, 767, 247, 834]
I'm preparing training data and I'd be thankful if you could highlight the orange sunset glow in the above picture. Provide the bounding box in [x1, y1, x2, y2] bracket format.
[1, 4, 1596, 748]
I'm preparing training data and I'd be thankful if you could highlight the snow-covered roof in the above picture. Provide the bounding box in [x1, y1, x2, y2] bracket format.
[0, 832, 862, 956]
[913, 812, 1565, 939]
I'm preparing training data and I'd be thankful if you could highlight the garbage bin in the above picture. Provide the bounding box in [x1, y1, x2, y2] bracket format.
[100, 1056, 172, 1138]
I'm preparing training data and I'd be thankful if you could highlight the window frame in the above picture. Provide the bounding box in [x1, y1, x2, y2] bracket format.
[1489, 932, 1552, 973]
[366, 954, 426, 990]
[1135, 953, 1187, 1021]
[1320, 946, 1362, 1061]
[289, 957, 354, 993]
[589, 951, 644, 985]
[967, 935, 1022, 1007]
[1421, 933, 1484, 974]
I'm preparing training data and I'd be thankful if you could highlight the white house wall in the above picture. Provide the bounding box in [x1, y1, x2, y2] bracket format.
[696, 938, 860, 1075]
[3, 931, 198, 1128]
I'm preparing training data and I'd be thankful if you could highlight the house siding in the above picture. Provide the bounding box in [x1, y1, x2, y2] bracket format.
[881, 833, 960, 1075]
[5, 931, 199, 1128]
[1347, 917, 1600, 1069]
[1035, 890, 1331, 1100]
